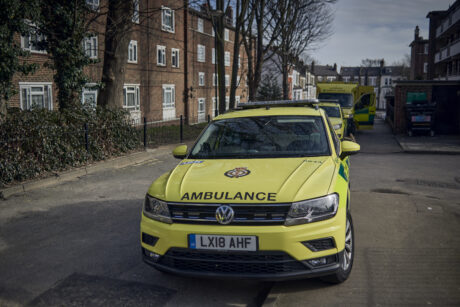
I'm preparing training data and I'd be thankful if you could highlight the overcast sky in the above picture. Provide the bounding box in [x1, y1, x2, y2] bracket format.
[313, 0, 455, 68]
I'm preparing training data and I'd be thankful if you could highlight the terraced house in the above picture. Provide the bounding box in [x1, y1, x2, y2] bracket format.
[8, 0, 250, 124]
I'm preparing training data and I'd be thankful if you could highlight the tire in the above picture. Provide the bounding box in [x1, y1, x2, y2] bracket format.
[322, 213, 354, 284]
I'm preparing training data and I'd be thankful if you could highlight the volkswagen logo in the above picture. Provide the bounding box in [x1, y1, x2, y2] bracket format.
[215, 205, 234, 225]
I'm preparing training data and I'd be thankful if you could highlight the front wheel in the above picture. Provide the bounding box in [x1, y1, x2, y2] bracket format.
[322, 213, 354, 284]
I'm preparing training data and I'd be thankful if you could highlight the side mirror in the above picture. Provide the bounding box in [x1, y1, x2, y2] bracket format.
[340, 140, 360, 159]
[172, 145, 188, 159]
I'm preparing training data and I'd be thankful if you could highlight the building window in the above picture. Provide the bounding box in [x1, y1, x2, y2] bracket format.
[132, 0, 139, 23]
[213, 73, 218, 86]
[225, 96, 229, 110]
[369, 77, 376, 86]
[171, 48, 179, 68]
[123, 84, 140, 110]
[162, 85, 175, 108]
[225, 74, 230, 87]
[197, 18, 204, 33]
[212, 97, 218, 116]
[343, 77, 350, 83]
[21, 24, 46, 53]
[86, 0, 99, 10]
[19, 83, 53, 110]
[224, 29, 229, 41]
[161, 7, 175, 33]
[83, 36, 98, 59]
[198, 72, 205, 86]
[317, 76, 323, 81]
[238, 55, 241, 68]
[82, 84, 98, 107]
[237, 75, 240, 85]
[156, 45, 166, 66]
[235, 96, 240, 105]
[212, 48, 216, 64]
[424, 44, 428, 55]
[211, 27, 215, 37]
[198, 98, 206, 122]
[423, 62, 428, 73]
[197, 44, 205, 62]
[224, 51, 230, 66]
[128, 40, 138, 63]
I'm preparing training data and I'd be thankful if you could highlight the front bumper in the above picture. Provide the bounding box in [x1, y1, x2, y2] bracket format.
[142, 247, 342, 281]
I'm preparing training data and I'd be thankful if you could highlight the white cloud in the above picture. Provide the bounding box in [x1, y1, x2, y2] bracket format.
[313, 0, 455, 67]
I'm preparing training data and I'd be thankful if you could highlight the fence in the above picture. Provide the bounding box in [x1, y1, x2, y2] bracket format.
[136, 115, 209, 149]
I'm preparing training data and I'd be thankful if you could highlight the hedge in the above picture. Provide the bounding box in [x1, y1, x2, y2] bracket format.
[0, 105, 141, 186]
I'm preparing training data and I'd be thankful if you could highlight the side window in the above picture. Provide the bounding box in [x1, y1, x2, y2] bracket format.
[325, 117, 340, 155]
[355, 94, 371, 110]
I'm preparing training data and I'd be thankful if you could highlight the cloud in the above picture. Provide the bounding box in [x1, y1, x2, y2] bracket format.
[313, 0, 455, 66]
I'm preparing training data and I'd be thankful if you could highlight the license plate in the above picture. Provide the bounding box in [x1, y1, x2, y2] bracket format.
[412, 115, 430, 122]
[189, 234, 258, 251]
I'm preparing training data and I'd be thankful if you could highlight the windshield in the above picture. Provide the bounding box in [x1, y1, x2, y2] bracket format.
[189, 116, 330, 159]
[321, 106, 341, 118]
[318, 93, 353, 108]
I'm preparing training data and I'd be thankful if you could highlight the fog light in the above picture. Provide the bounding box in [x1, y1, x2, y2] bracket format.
[308, 257, 327, 267]
[144, 249, 161, 262]
[306, 255, 338, 268]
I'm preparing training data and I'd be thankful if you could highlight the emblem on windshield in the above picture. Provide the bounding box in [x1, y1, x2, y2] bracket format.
[224, 167, 251, 178]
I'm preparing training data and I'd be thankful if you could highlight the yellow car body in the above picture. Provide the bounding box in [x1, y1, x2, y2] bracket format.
[141, 102, 360, 281]
[318, 102, 345, 139]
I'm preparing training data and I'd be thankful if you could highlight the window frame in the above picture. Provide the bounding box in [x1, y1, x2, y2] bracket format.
[162, 84, 176, 109]
[81, 83, 98, 107]
[224, 51, 230, 66]
[132, 0, 140, 23]
[197, 18, 204, 33]
[161, 6, 175, 33]
[83, 35, 98, 59]
[198, 72, 205, 86]
[19, 82, 53, 110]
[123, 84, 140, 111]
[197, 44, 206, 62]
[156, 45, 166, 66]
[224, 28, 229, 41]
[171, 48, 179, 68]
[128, 40, 138, 63]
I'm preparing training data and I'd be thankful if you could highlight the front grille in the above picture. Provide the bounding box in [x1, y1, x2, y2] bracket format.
[168, 203, 291, 225]
[158, 248, 308, 274]
[303, 238, 336, 251]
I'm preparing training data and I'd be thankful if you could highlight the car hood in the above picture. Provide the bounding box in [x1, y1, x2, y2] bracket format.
[148, 157, 336, 203]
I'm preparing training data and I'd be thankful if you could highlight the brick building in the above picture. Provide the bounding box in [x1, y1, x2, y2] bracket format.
[427, 0, 460, 80]
[409, 26, 429, 80]
[8, 0, 249, 124]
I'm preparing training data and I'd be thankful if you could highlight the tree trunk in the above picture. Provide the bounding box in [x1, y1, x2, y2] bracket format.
[282, 55, 289, 100]
[97, 0, 133, 108]
[216, 0, 226, 114]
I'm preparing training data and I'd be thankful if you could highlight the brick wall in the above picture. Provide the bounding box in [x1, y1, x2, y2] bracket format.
[7, 0, 250, 126]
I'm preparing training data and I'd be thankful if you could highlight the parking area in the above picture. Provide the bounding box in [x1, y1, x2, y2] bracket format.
[0, 119, 459, 306]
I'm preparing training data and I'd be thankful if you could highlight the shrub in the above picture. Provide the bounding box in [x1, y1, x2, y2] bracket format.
[0, 105, 141, 186]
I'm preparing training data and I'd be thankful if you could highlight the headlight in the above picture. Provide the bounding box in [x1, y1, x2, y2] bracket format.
[333, 123, 342, 130]
[143, 194, 172, 224]
[285, 194, 338, 226]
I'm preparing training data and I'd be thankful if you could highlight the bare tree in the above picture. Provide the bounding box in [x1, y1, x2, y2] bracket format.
[241, 0, 285, 101]
[271, 0, 335, 99]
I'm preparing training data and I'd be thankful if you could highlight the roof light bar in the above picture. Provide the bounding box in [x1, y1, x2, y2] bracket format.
[239, 99, 320, 110]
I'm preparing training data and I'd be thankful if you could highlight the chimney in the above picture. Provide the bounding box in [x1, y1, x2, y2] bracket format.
[414, 25, 420, 40]
[333, 63, 337, 72]
[311, 61, 315, 73]
[225, 6, 233, 25]
[380, 59, 385, 68]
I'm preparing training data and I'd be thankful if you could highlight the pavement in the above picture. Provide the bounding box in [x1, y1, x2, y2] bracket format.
[395, 134, 460, 154]
[0, 119, 459, 306]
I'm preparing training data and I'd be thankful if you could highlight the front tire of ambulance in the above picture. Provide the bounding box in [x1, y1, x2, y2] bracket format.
[322, 212, 354, 284]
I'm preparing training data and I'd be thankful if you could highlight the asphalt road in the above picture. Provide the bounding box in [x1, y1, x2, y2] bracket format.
[0, 119, 459, 306]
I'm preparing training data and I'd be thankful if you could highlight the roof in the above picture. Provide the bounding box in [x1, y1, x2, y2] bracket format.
[313, 65, 338, 76]
[340, 66, 381, 76]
